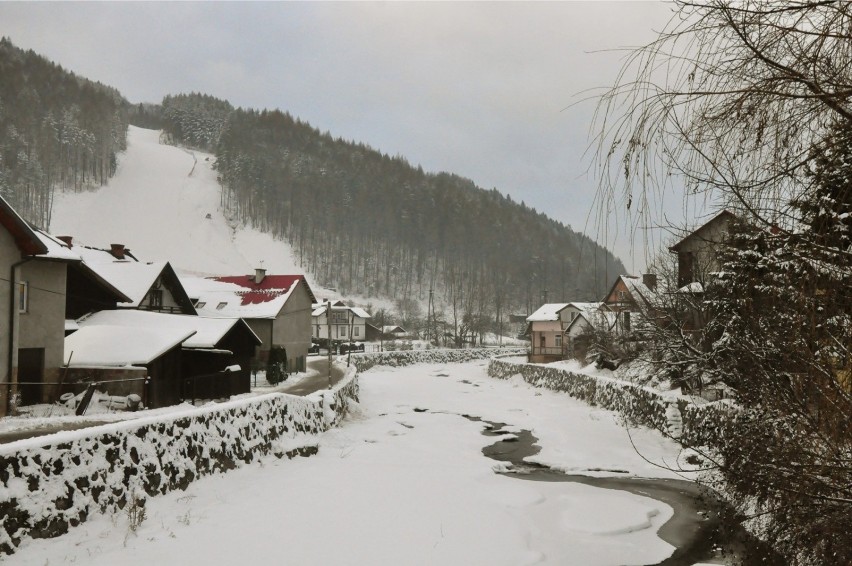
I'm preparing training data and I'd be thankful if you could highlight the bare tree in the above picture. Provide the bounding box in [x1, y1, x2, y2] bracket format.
[594, 0, 852, 234]
[593, 3, 852, 563]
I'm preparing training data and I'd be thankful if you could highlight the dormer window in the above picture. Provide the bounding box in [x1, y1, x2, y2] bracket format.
[196, 301, 206, 309]
[216, 302, 228, 310]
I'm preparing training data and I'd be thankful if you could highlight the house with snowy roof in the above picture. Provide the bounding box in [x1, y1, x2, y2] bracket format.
[57, 237, 196, 316]
[0, 196, 104, 414]
[181, 268, 315, 372]
[668, 210, 736, 290]
[525, 302, 605, 362]
[601, 274, 660, 336]
[76, 309, 262, 401]
[312, 303, 371, 344]
[526, 303, 570, 363]
[564, 309, 619, 361]
[63, 325, 194, 409]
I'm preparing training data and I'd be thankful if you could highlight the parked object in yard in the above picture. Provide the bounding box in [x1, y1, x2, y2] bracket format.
[338, 342, 364, 354]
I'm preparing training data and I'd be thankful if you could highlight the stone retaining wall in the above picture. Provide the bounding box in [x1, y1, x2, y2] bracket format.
[351, 347, 527, 372]
[487, 356, 735, 447]
[0, 365, 359, 555]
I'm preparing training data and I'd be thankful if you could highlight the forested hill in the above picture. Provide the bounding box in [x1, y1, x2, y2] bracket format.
[0, 38, 128, 227]
[151, 93, 625, 314]
[0, 36, 625, 320]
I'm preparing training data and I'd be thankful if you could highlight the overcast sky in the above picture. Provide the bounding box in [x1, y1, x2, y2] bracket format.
[1, 1, 685, 271]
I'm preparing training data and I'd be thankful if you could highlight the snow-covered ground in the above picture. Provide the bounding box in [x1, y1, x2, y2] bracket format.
[49, 126, 313, 283]
[12, 360, 706, 565]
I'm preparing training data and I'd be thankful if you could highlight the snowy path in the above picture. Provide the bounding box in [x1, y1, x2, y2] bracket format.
[12, 361, 707, 566]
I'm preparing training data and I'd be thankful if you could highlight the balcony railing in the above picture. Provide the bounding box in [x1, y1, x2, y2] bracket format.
[530, 346, 563, 356]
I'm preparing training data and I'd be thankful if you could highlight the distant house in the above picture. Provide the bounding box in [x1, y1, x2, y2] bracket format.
[526, 303, 570, 363]
[601, 274, 659, 335]
[365, 323, 383, 342]
[181, 268, 315, 372]
[525, 302, 604, 362]
[312, 303, 371, 343]
[668, 210, 736, 290]
[76, 309, 262, 400]
[0, 195, 95, 414]
[381, 325, 408, 339]
[61, 239, 196, 315]
[564, 309, 618, 361]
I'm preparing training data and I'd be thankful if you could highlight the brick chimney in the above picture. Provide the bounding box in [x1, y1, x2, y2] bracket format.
[642, 273, 657, 290]
[110, 244, 126, 260]
[254, 267, 266, 284]
[57, 235, 73, 247]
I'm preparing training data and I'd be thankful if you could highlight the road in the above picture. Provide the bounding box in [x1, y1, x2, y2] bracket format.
[0, 357, 350, 445]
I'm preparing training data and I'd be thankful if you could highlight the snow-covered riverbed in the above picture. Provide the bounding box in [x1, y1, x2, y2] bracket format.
[12, 360, 709, 565]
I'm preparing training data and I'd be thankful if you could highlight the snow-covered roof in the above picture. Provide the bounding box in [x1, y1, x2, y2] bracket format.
[676, 282, 704, 294]
[182, 274, 313, 319]
[382, 325, 406, 334]
[350, 307, 371, 319]
[527, 303, 570, 322]
[64, 325, 195, 367]
[566, 309, 619, 333]
[311, 304, 372, 319]
[77, 309, 261, 349]
[33, 230, 81, 261]
[566, 302, 604, 315]
[82, 260, 169, 307]
[73, 246, 120, 264]
[621, 276, 657, 306]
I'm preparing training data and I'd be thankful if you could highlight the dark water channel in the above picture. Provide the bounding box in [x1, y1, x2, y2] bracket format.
[462, 414, 731, 566]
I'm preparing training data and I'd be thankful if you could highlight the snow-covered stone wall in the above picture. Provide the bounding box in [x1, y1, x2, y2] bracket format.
[351, 347, 527, 372]
[487, 356, 734, 447]
[0, 365, 359, 555]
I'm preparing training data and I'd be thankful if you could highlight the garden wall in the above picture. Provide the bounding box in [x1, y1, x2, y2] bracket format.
[350, 347, 527, 372]
[486, 356, 735, 448]
[0, 365, 359, 555]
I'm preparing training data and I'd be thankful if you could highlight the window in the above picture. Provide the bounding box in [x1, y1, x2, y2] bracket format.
[216, 302, 228, 310]
[331, 311, 347, 324]
[195, 301, 206, 309]
[555, 334, 562, 348]
[354, 326, 360, 337]
[340, 326, 347, 337]
[18, 281, 28, 313]
[149, 289, 163, 309]
[623, 311, 631, 332]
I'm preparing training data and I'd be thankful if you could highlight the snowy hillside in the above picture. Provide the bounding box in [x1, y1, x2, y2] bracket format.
[50, 126, 315, 285]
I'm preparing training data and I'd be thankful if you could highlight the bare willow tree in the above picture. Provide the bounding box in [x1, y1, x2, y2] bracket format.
[593, 0, 852, 232]
[594, 3, 852, 564]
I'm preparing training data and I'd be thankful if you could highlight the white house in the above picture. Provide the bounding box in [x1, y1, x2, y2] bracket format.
[312, 303, 371, 342]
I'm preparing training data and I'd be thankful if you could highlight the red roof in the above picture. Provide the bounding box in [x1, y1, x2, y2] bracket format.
[211, 275, 314, 306]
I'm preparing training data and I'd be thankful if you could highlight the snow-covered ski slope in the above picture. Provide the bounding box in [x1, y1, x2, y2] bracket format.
[50, 126, 312, 283]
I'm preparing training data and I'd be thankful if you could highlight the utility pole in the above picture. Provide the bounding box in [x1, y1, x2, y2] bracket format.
[427, 288, 434, 346]
[326, 299, 333, 389]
